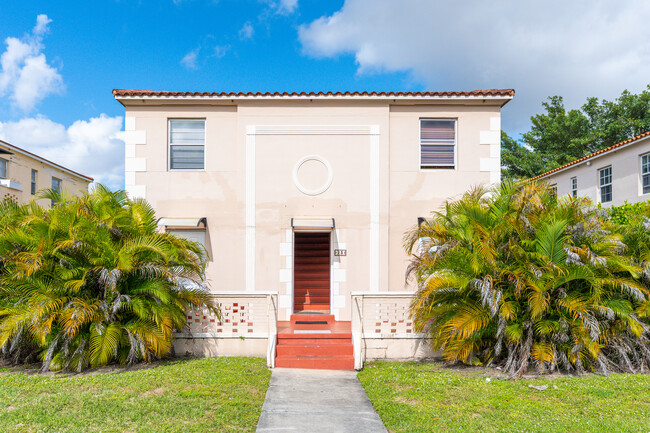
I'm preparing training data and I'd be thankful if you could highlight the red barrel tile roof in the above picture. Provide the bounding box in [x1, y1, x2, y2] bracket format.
[113, 89, 515, 98]
[531, 131, 650, 181]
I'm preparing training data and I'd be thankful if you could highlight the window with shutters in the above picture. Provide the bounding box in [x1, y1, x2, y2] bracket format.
[599, 166, 612, 203]
[420, 119, 456, 169]
[168, 119, 205, 170]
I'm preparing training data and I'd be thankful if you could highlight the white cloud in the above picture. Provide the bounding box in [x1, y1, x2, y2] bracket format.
[213, 45, 229, 58]
[181, 41, 230, 69]
[33, 14, 52, 36]
[0, 114, 125, 189]
[239, 22, 255, 40]
[265, 0, 298, 15]
[0, 14, 63, 112]
[180, 49, 199, 70]
[299, 0, 650, 133]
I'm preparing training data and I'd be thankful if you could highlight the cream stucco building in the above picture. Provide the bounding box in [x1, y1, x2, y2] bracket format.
[532, 131, 650, 206]
[0, 139, 92, 206]
[113, 88, 514, 369]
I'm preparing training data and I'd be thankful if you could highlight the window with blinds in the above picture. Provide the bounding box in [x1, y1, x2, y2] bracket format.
[169, 119, 205, 170]
[420, 119, 456, 169]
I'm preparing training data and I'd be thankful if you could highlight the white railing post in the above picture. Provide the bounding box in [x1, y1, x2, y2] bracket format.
[266, 293, 278, 368]
[351, 294, 364, 370]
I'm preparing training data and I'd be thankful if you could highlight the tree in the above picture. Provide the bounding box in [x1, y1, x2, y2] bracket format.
[0, 186, 216, 371]
[503, 86, 650, 179]
[405, 181, 650, 376]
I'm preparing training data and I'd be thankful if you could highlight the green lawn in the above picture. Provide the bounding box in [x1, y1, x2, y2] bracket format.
[358, 361, 650, 433]
[0, 357, 271, 433]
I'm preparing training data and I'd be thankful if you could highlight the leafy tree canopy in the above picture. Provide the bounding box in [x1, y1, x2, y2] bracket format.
[503, 86, 650, 179]
[405, 182, 650, 376]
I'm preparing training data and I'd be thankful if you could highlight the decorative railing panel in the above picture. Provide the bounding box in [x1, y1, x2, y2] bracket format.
[351, 292, 424, 369]
[176, 292, 278, 367]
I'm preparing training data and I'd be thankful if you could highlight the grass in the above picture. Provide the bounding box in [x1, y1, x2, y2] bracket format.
[0, 357, 271, 433]
[358, 361, 650, 433]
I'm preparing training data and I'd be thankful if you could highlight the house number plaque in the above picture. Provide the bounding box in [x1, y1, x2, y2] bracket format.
[334, 249, 347, 256]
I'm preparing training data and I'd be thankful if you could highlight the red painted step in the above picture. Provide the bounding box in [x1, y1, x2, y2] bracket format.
[275, 315, 354, 370]
[275, 355, 354, 370]
[290, 314, 335, 324]
[276, 342, 353, 357]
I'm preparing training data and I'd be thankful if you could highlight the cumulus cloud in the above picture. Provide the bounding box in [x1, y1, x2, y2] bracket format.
[239, 22, 255, 40]
[299, 0, 650, 133]
[0, 14, 63, 112]
[0, 115, 125, 189]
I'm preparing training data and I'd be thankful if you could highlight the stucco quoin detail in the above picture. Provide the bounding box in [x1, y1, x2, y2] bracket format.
[292, 155, 333, 196]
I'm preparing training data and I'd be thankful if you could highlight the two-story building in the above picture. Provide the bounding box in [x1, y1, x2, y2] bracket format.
[0, 139, 93, 205]
[532, 132, 650, 206]
[113, 88, 514, 369]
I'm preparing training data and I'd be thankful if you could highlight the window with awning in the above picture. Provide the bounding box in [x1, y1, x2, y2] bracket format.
[420, 119, 456, 169]
[160, 217, 208, 248]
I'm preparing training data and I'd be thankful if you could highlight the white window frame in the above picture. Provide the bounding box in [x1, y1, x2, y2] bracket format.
[570, 177, 577, 198]
[51, 176, 62, 192]
[641, 153, 650, 195]
[168, 118, 206, 171]
[51, 176, 62, 207]
[419, 118, 457, 171]
[0, 158, 7, 179]
[598, 166, 612, 203]
[31, 169, 37, 195]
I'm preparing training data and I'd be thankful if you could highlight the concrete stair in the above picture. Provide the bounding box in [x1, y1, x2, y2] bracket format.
[275, 314, 354, 370]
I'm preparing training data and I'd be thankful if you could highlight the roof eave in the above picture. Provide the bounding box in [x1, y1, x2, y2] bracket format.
[0, 140, 94, 182]
[532, 133, 650, 181]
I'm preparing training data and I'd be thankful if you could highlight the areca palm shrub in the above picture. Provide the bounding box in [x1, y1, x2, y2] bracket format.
[0, 186, 215, 372]
[405, 181, 650, 376]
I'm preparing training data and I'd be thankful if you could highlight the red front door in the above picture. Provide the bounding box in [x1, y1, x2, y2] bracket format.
[293, 232, 330, 312]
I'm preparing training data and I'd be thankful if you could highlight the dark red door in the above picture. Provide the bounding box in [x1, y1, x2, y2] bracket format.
[293, 232, 330, 312]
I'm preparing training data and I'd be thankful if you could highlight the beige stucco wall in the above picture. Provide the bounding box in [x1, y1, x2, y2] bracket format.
[173, 337, 268, 358]
[543, 136, 650, 206]
[0, 142, 91, 206]
[121, 99, 504, 322]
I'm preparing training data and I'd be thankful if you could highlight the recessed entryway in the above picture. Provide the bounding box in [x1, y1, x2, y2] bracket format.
[293, 232, 331, 312]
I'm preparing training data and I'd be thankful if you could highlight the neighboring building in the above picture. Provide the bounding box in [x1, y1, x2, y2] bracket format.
[532, 131, 650, 206]
[113, 88, 514, 369]
[0, 139, 93, 206]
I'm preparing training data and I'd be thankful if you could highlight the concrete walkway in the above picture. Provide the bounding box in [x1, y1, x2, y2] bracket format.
[256, 368, 388, 433]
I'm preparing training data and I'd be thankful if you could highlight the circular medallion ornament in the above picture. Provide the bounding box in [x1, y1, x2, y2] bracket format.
[293, 155, 333, 196]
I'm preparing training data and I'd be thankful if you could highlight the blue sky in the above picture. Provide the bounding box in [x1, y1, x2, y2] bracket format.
[1, 0, 649, 187]
[0, 0, 413, 127]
